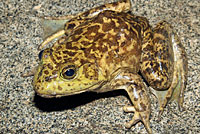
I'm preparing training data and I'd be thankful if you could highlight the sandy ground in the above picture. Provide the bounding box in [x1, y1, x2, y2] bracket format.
[1, 0, 199, 133]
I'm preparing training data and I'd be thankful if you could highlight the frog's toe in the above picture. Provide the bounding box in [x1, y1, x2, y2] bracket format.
[124, 111, 140, 128]
[123, 105, 152, 134]
[170, 76, 186, 111]
[123, 105, 136, 112]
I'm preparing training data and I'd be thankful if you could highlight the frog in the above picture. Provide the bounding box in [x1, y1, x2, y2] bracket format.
[23, 0, 188, 133]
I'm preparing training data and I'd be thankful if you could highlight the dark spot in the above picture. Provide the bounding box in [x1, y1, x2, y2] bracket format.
[50, 54, 57, 65]
[121, 42, 126, 47]
[58, 85, 62, 91]
[72, 27, 83, 36]
[72, 35, 82, 42]
[52, 70, 57, 75]
[153, 62, 159, 71]
[62, 51, 77, 57]
[81, 41, 90, 46]
[56, 46, 62, 51]
[47, 64, 53, 70]
[140, 102, 147, 111]
[45, 77, 51, 82]
[66, 23, 76, 29]
[144, 44, 153, 51]
[82, 10, 90, 17]
[93, 33, 105, 42]
[41, 87, 44, 91]
[102, 19, 116, 32]
[134, 98, 138, 101]
[55, 55, 62, 60]
[44, 70, 49, 75]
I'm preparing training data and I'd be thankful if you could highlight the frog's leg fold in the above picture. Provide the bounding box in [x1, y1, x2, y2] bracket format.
[39, 0, 131, 50]
[110, 72, 152, 134]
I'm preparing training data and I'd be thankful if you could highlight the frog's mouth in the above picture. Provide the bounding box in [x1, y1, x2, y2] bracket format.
[34, 79, 106, 98]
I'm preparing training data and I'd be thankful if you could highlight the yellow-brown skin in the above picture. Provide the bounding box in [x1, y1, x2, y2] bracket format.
[31, 0, 188, 133]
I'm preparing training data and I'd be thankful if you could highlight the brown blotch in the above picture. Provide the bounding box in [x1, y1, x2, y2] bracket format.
[66, 23, 76, 30]
[55, 54, 62, 60]
[81, 41, 90, 46]
[41, 87, 44, 91]
[102, 20, 116, 32]
[45, 76, 51, 82]
[62, 50, 77, 57]
[134, 97, 138, 101]
[52, 70, 57, 75]
[86, 25, 100, 34]
[65, 42, 79, 50]
[44, 70, 49, 75]
[55, 45, 62, 51]
[58, 85, 63, 91]
[95, 33, 106, 42]
[143, 44, 153, 51]
[50, 54, 58, 65]
[72, 35, 82, 42]
[140, 102, 147, 111]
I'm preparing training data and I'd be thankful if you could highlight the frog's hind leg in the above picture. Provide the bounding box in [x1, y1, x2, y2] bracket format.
[141, 21, 188, 117]
[156, 28, 188, 116]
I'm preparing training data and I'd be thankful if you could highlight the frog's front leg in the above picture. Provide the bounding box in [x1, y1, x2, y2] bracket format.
[141, 21, 188, 116]
[38, 0, 131, 50]
[110, 72, 152, 134]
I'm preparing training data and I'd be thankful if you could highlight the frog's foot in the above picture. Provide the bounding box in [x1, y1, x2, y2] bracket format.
[123, 105, 152, 134]
[124, 74, 152, 134]
[110, 73, 152, 133]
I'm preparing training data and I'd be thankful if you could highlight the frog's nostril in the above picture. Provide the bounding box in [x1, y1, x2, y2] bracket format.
[38, 50, 44, 60]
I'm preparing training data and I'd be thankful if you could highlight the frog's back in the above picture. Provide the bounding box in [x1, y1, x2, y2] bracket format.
[53, 10, 148, 76]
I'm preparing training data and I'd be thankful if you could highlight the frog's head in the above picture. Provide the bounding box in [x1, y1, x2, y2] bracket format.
[33, 48, 106, 98]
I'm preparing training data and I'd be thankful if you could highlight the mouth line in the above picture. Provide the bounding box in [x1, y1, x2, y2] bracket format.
[35, 80, 106, 98]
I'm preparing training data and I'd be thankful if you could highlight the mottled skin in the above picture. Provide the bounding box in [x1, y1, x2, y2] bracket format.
[28, 0, 188, 133]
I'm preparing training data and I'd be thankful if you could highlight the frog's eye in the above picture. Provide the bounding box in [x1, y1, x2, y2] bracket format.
[38, 50, 44, 60]
[61, 65, 77, 79]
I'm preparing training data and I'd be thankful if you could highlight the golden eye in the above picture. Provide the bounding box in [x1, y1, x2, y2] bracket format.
[61, 65, 77, 79]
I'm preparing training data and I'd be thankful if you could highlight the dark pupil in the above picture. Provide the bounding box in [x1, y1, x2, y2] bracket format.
[65, 69, 75, 76]
[38, 50, 44, 60]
